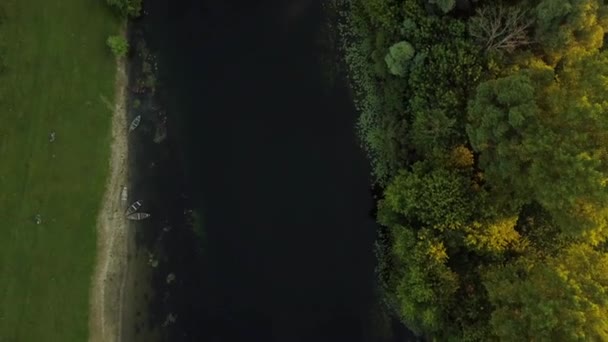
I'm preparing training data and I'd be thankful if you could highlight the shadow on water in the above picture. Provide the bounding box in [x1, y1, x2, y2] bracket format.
[128, 0, 418, 341]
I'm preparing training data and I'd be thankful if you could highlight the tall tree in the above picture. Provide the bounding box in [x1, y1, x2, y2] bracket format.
[383, 162, 474, 230]
[467, 52, 608, 242]
[534, 0, 608, 63]
[483, 244, 608, 341]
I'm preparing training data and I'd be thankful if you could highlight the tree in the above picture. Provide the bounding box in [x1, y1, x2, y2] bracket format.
[516, 202, 571, 255]
[106, 0, 142, 18]
[387, 225, 460, 336]
[408, 37, 482, 156]
[464, 214, 520, 255]
[384, 162, 473, 230]
[449, 145, 474, 169]
[467, 53, 608, 242]
[483, 244, 608, 341]
[106, 35, 129, 58]
[469, 3, 533, 53]
[428, 0, 456, 14]
[358, 0, 400, 30]
[384, 41, 415, 76]
[466, 70, 543, 204]
[534, 0, 608, 63]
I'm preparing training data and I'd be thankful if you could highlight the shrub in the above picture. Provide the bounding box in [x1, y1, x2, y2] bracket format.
[106, 35, 129, 58]
[534, 0, 608, 63]
[385, 41, 415, 76]
[428, 0, 456, 14]
[106, 0, 142, 18]
[450, 145, 474, 169]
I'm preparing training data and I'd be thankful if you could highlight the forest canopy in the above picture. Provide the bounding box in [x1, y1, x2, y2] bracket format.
[339, 0, 608, 340]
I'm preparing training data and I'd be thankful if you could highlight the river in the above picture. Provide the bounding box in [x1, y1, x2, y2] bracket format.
[131, 0, 410, 341]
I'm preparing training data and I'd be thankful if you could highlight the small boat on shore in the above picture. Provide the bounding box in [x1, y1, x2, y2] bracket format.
[129, 115, 141, 132]
[125, 200, 143, 216]
[120, 186, 128, 205]
[127, 212, 150, 221]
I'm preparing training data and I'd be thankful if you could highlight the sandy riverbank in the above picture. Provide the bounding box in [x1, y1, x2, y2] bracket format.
[88, 27, 133, 342]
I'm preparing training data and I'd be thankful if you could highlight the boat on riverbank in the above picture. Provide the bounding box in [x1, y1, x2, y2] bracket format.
[127, 212, 150, 221]
[125, 200, 143, 216]
[121, 186, 128, 205]
[129, 115, 141, 132]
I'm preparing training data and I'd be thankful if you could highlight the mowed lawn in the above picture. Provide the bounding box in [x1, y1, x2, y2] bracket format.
[0, 0, 120, 340]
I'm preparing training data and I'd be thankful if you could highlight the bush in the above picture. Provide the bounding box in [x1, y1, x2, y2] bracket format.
[534, 0, 608, 63]
[106, 0, 142, 18]
[106, 35, 129, 58]
[385, 41, 415, 76]
[428, 0, 456, 14]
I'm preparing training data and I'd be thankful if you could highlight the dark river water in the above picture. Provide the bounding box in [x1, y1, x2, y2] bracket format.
[132, 1, 413, 341]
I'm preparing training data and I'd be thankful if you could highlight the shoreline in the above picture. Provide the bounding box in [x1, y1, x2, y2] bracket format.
[88, 26, 133, 342]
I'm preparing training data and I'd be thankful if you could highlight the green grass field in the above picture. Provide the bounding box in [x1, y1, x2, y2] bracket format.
[0, 0, 120, 340]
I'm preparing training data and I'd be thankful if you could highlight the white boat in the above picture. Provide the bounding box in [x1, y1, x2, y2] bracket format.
[127, 212, 150, 221]
[129, 115, 142, 132]
[120, 186, 128, 205]
[125, 200, 143, 216]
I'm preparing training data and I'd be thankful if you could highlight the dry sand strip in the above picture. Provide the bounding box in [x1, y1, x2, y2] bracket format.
[89, 28, 133, 342]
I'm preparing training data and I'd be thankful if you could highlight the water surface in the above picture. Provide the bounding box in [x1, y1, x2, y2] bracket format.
[140, 1, 386, 340]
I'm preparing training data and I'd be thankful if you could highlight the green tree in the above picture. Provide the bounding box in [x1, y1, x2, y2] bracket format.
[385, 41, 415, 76]
[384, 162, 473, 230]
[467, 53, 608, 242]
[106, 35, 129, 58]
[483, 244, 608, 341]
[387, 225, 460, 336]
[106, 0, 142, 18]
[464, 216, 520, 255]
[408, 37, 482, 157]
[449, 145, 474, 169]
[409, 109, 458, 157]
[534, 0, 608, 63]
[428, 0, 456, 14]
[357, 0, 400, 30]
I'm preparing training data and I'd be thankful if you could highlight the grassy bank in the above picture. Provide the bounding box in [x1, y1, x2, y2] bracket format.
[0, 0, 120, 340]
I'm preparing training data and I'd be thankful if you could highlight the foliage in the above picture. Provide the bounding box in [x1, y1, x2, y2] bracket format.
[467, 52, 608, 242]
[407, 36, 482, 156]
[106, 35, 129, 57]
[340, 0, 608, 339]
[516, 202, 571, 255]
[464, 216, 520, 254]
[449, 145, 474, 169]
[483, 244, 608, 341]
[534, 0, 608, 63]
[359, 0, 400, 30]
[384, 162, 474, 230]
[385, 40, 415, 76]
[428, 0, 456, 14]
[469, 3, 534, 53]
[341, 0, 411, 184]
[132, 39, 158, 93]
[404, 16, 483, 147]
[388, 225, 460, 335]
[191, 209, 206, 255]
[106, 0, 142, 18]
